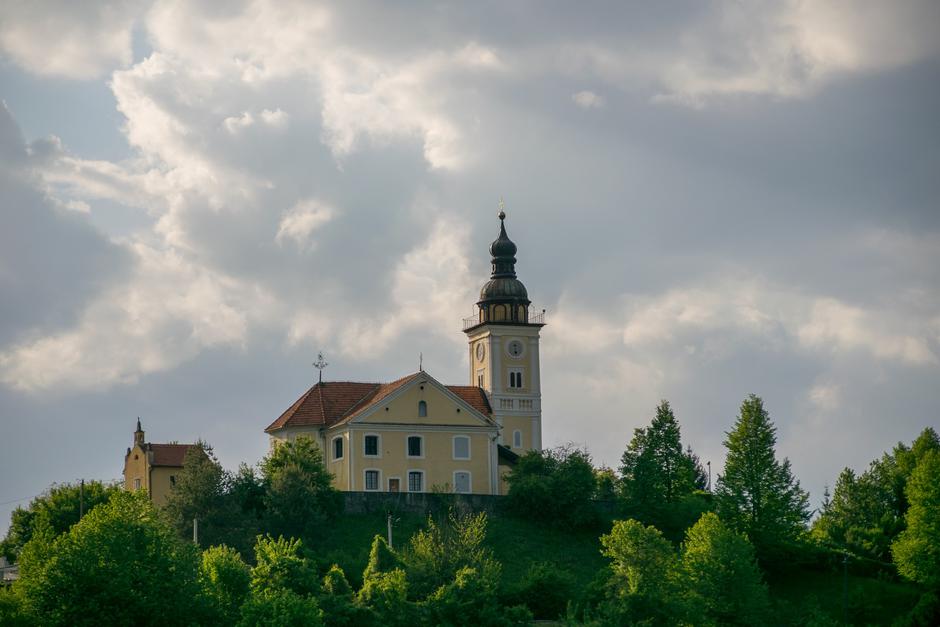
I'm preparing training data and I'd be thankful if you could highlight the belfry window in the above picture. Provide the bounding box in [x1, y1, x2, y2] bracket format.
[509, 370, 523, 389]
[418, 400, 427, 417]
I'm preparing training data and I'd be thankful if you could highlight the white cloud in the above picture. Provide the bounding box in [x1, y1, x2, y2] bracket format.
[572, 90, 605, 109]
[0, 242, 264, 392]
[275, 200, 335, 249]
[0, 0, 143, 79]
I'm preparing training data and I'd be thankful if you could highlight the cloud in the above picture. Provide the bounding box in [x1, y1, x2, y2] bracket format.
[0, 0, 143, 79]
[572, 90, 606, 109]
[275, 199, 335, 249]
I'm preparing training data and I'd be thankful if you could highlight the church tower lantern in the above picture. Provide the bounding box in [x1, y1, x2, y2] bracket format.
[464, 204, 545, 452]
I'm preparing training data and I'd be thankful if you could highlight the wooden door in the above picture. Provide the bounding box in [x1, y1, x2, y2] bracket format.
[388, 478, 400, 493]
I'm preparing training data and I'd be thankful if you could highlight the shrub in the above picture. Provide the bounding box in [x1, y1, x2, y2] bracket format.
[505, 561, 575, 620]
[237, 589, 323, 627]
[199, 545, 251, 624]
[505, 446, 600, 529]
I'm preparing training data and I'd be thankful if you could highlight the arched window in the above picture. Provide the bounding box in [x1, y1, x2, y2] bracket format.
[513, 430, 523, 449]
[418, 400, 427, 417]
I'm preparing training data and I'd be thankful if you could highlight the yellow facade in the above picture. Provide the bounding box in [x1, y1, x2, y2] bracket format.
[122, 422, 190, 506]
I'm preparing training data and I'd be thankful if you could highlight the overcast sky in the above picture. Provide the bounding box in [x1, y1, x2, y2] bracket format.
[1, 1, 939, 533]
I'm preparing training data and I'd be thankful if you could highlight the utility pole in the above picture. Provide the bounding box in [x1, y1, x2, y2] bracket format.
[706, 461, 711, 492]
[387, 513, 393, 550]
[842, 552, 848, 624]
[79, 479, 85, 519]
[193, 517, 199, 545]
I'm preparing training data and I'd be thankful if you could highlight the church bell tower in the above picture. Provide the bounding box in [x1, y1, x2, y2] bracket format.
[464, 206, 544, 451]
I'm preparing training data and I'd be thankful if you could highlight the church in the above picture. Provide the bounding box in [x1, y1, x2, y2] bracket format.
[264, 210, 545, 495]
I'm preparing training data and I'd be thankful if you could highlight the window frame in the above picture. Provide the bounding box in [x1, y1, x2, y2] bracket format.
[513, 429, 523, 449]
[453, 470, 472, 494]
[406, 434, 424, 459]
[363, 433, 381, 458]
[508, 368, 524, 389]
[134, 478, 141, 490]
[418, 400, 428, 417]
[363, 469, 381, 492]
[452, 435, 471, 460]
[407, 470, 425, 493]
[332, 435, 344, 461]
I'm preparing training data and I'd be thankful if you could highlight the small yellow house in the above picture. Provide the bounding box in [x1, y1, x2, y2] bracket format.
[123, 419, 193, 506]
[265, 209, 543, 496]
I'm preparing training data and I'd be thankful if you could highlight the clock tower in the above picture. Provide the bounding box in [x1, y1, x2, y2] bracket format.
[464, 207, 545, 452]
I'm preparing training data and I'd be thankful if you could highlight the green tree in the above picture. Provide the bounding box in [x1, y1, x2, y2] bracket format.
[814, 428, 939, 562]
[1, 480, 120, 560]
[14, 491, 204, 626]
[358, 565, 414, 626]
[237, 589, 323, 627]
[319, 564, 373, 627]
[404, 510, 500, 598]
[892, 449, 940, 588]
[423, 566, 532, 626]
[716, 395, 810, 548]
[505, 445, 599, 529]
[363, 534, 403, 581]
[250, 535, 320, 597]
[261, 436, 341, 540]
[620, 401, 698, 507]
[680, 512, 770, 625]
[200, 545, 251, 624]
[598, 519, 684, 625]
[163, 441, 231, 546]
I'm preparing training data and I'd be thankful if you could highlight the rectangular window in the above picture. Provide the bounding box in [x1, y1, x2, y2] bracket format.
[513, 430, 523, 448]
[407, 435, 423, 457]
[408, 471, 423, 492]
[364, 435, 379, 456]
[134, 478, 141, 490]
[333, 436, 344, 460]
[169, 475, 176, 487]
[454, 471, 471, 494]
[364, 470, 379, 491]
[453, 436, 470, 460]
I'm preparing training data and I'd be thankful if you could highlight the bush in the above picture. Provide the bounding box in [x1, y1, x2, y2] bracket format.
[424, 566, 531, 626]
[238, 589, 323, 627]
[199, 545, 251, 624]
[505, 446, 600, 529]
[504, 561, 575, 620]
[250, 535, 319, 597]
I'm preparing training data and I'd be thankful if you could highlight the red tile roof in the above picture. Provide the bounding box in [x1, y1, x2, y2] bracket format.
[265, 373, 493, 433]
[148, 443, 194, 467]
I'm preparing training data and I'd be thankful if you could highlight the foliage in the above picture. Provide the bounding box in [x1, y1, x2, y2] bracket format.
[892, 449, 940, 588]
[423, 566, 532, 626]
[363, 534, 402, 580]
[594, 467, 617, 502]
[261, 436, 342, 540]
[619, 400, 700, 508]
[319, 563, 374, 627]
[0, 587, 33, 627]
[14, 490, 205, 626]
[404, 510, 500, 598]
[505, 445, 600, 529]
[163, 441, 230, 546]
[0, 480, 120, 560]
[199, 544, 251, 624]
[716, 394, 810, 549]
[680, 512, 770, 625]
[504, 561, 576, 620]
[814, 428, 939, 562]
[237, 589, 323, 627]
[357, 567, 415, 626]
[600, 519, 679, 600]
[250, 534, 320, 597]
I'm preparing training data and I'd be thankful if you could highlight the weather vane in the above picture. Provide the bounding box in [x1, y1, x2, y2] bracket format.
[419, 352, 423, 372]
[313, 351, 328, 383]
[497, 196, 505, 219]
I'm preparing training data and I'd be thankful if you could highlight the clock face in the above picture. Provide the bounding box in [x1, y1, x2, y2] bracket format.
[507, 340, 524, 358]
[475, 342, 486, 361]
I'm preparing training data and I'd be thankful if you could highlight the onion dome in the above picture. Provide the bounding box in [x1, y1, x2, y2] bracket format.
[476, 207, 531, 323]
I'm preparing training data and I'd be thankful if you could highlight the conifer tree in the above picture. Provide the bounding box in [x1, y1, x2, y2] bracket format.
[715, 395, 809, 547]
[892, 449, 940, 588]
[620, 401, 697, 507]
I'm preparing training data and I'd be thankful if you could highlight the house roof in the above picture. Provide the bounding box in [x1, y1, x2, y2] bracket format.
[147, 443, 194, 467]
[265, 372, 493, 433]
